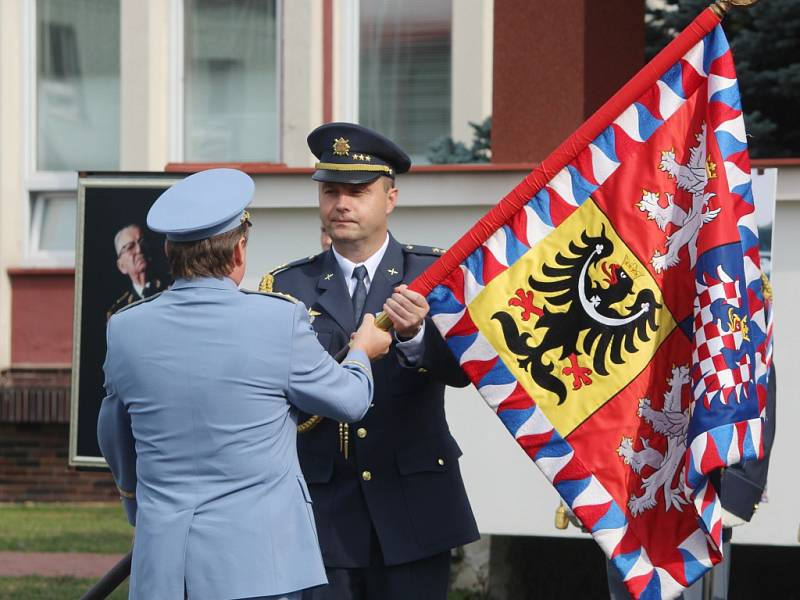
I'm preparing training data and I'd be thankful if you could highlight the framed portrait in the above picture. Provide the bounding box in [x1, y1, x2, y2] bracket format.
[69, 172, 184, 467]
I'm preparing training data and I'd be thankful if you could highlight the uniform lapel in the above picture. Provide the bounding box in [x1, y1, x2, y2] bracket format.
[363, 234, 405, 318]
[315, 249, 356, 334]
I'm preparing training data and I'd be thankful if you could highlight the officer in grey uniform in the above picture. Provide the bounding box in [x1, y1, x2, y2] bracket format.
[98, 168, 392, 600]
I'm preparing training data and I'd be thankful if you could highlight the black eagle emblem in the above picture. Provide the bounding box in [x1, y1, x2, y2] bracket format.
[492, 226, 662, 405]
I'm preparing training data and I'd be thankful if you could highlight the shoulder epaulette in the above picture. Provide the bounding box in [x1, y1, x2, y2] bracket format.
[400, 244, 446, 257]
[260, 253, 322, 292]
[114, 291, 164, 315]
[241, 288, 299, 304]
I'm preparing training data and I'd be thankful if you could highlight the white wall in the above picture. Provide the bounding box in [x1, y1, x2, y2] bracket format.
[120, 0, 170, 170]
[451, 0, 493, 145]
[0, 0, 25, 369]
[732, 177, 800, 546]
[281, 0, 323, 166]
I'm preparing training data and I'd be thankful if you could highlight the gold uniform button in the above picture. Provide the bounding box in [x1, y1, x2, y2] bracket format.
[362, 470, 372, 481]
[437, 458, 445, 466]
[357, 428, 367, 439]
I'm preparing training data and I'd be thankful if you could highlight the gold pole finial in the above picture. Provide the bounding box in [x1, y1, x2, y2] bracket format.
[711, 0, 759, 18]
[555, 502, 569, 530]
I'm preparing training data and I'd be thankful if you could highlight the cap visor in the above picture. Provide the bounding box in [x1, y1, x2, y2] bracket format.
[311, 169, 384, 185]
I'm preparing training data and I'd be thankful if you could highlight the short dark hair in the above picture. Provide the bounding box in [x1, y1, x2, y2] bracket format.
[165, 223, 249, 279]
[382, 176, 395, 191]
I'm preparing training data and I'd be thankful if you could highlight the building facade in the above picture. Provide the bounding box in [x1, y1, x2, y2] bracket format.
[0, 0, 797, 559]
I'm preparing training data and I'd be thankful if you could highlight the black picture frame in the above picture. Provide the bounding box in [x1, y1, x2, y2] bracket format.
[69, 172, 184, 467]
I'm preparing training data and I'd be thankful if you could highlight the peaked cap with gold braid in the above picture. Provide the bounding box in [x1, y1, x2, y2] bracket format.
[308, 122, 411, 185]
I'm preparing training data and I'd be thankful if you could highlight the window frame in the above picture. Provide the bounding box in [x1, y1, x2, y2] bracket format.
[338, 0, 359, 123]
[169, 0, 284, 164]
[28, 190, 78, 265]
[345, 1, 457, 163]
[22, 0, 122, 267]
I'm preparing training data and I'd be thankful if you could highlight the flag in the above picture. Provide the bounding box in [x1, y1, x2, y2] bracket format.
[413, 7, 772, 600]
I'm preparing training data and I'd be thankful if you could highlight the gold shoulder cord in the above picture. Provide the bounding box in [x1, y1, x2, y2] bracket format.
[259, 271, 323, 433]
[259, 273, 275, 293]
[298, 415, 323, 433]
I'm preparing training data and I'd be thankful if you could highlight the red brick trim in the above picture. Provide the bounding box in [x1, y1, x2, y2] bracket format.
[8, 268, 75, 277]
[750, 158, 800, 167]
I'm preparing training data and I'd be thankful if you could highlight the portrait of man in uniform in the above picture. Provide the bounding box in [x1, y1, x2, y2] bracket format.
[71, 177, 175, 466]
[107, 223, 167, 319]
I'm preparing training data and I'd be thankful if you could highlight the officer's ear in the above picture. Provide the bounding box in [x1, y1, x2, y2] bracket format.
[384, 177, 398, 215]
[233, 235, 247, 268]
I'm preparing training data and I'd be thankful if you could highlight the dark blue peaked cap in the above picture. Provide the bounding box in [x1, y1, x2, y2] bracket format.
[308, 122, 411, 184]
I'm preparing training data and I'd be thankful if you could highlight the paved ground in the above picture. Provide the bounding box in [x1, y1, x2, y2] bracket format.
[0, 551, 125, 577]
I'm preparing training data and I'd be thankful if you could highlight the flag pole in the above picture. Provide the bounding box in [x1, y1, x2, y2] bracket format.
[710, 0, 759, 19]
[405, 0, 761, 300]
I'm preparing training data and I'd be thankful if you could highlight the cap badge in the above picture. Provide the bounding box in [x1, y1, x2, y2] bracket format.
[332, 137, 350, 156]
[240, 210, 251, 225]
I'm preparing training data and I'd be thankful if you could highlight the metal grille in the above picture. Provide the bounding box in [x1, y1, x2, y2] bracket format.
[0, 369, 71, 423]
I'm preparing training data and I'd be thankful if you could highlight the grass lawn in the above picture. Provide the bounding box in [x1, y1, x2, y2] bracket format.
[0, 503, 132, 554]
[0, 503, 478, 598]
[0, 576, 128, 599]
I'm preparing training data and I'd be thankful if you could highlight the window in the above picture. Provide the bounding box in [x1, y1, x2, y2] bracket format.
[29, 192, 77, 261]
[183, 0, 279, 162]
[28, 0, 120, 265]
[36, 0, 120, 172]
[359, 0, 452, 163]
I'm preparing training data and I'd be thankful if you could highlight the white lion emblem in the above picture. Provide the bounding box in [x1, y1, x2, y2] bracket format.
[637, 123, 720, 272]
[617, 365, 691, 516]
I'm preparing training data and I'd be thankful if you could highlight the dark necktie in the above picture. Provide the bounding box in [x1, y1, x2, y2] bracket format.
[352, 265, 368, 325]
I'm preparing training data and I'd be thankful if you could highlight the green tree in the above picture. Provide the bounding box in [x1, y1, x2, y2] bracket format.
[646, 0, 800, 157]
[427, 117, 491, 164]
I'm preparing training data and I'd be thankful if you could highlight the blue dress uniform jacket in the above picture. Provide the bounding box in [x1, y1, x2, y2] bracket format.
[720, 363, 777, 521]
[98, 276, 375, 600]
[271, 235, 480, 568]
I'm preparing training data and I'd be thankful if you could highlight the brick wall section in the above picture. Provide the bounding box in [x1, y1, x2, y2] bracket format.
[1, 369, 71, 423]
[0, 423, 118, 502]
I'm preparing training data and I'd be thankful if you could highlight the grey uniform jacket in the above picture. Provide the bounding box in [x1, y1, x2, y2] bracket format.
[98, 276, 374, 600]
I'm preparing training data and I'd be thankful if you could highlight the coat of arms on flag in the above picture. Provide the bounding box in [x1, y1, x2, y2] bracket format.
[409, 6, 772, 600]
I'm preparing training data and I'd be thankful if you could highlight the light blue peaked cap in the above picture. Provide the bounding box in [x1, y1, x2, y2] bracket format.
[147, 168, 255, 242]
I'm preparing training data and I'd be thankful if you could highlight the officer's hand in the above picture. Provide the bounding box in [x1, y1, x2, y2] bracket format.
[383, 285, 428, 339]
[351, 314, 392, 360]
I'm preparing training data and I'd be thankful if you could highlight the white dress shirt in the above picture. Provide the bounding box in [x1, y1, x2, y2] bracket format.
[332, 234, 425, 364]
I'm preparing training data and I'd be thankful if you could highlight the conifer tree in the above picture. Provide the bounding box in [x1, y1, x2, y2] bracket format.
[647, 0, 800, 157]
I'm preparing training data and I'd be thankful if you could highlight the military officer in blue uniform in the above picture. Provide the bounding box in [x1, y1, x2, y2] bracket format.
[97, 168, 392, 600]
[265, 124, 480, 600]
